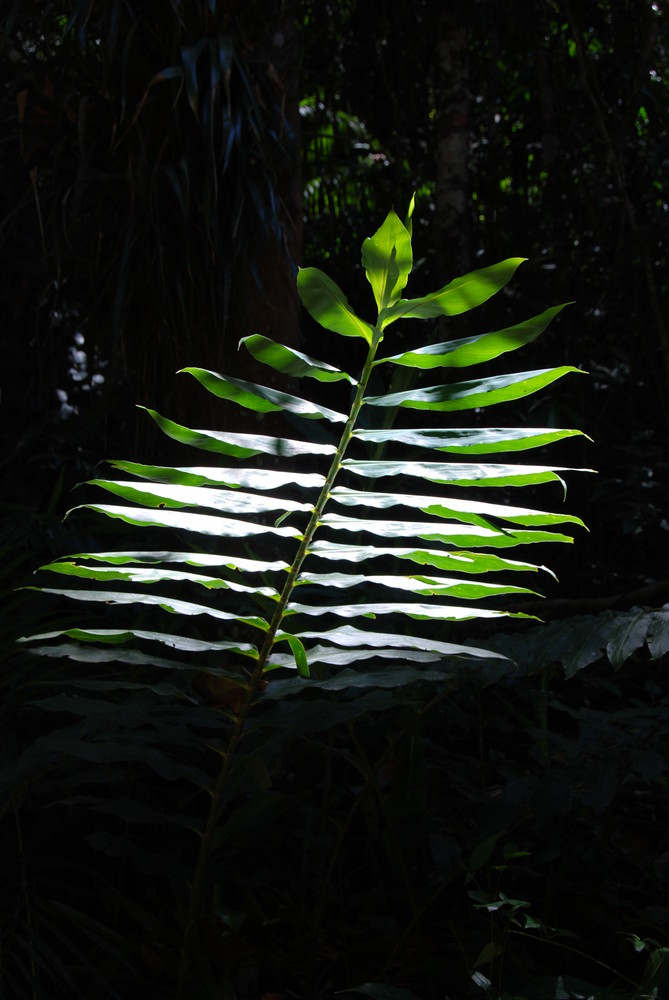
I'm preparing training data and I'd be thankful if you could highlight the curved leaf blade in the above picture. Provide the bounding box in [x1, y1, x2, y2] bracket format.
[21, 628, 259, 658]
[32, 588, 269, 629]
[342, 459, 581, 489]
[353, 426, 588, 454]
[73, 504, 302, 540]
[275, 634, 310, 677]
[181, 368, 347, 423]
[265, 647, 442, 670]
[297, 267, 376, 344]
[89, 480, 313, 517]
[295, 571, 535, 600]
[365, 367, 584, 411]
[140, 408, 336, 458]
[38, 562, 279, 598]
[294, 624, 506, 660]
[24, 642, 249, 675]
[59, 551, 290, 573]
[108, 461, 327, 491]
[287, 601, 530, 622]
[320, 512, 572, 548]
[308, 540, 553, 576]
[361, 208, 412, 311]
[376, 305, 568, 369]
[377, 258, 526, 329]
[240, 334, 356, 384]
[330, 487, 586, 529]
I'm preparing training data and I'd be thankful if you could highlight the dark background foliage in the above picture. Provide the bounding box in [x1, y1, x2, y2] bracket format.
[2, 1, 669, 998]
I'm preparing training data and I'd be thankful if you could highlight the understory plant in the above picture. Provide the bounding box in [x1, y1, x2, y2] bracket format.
[14, 200, 589, 997]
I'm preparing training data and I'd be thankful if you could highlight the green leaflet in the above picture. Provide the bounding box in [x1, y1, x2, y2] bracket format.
[365, 367, 584, 411]
[286, 601, 530, 622]
[33, 589, 270, 630]
[341, 459, 576, 489]
[89, 479, 313, 517]
[297, 267, 376, 343]
[294, 571, 536, 600]
[376, 304, 568, 369]
[108, 460, 327, 491]
[240, 334, 356, 384]
[25, 642, 249, 676]
[21, 629, 259, 658]
[56, 551, 290, 573]
[352, 426, 588, 453]
[265, 647, 442, 670]
[404, 193, 416, 233]
[140, 408, 336, 458]
[180, 368, 347, 423]
[329, 486, 586, 529]
[361, 208, 413, 311]
[293, 624, 506, 660]
[319, 512, 572, 548]
[307, 539, 554, 576]
[275, 634, 310, 677]
[60, 544, 546, 577]
[377, 258, 526, 329]
[39, 562, 279, 598]
[72, 504, 302, 540]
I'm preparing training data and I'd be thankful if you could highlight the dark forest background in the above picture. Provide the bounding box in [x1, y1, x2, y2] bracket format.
[2, 2, 669, 998]
[3, 0, 669, 597]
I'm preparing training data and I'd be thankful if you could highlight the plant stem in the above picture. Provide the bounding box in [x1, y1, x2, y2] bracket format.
[177, 330, 382, 995]
[509, 928, 643, 992]
[257, 332, 381, 667]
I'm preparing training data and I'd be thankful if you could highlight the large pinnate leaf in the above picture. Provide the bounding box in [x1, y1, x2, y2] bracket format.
[21, 204, 588, 991]
[25, 199, 587, 702]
